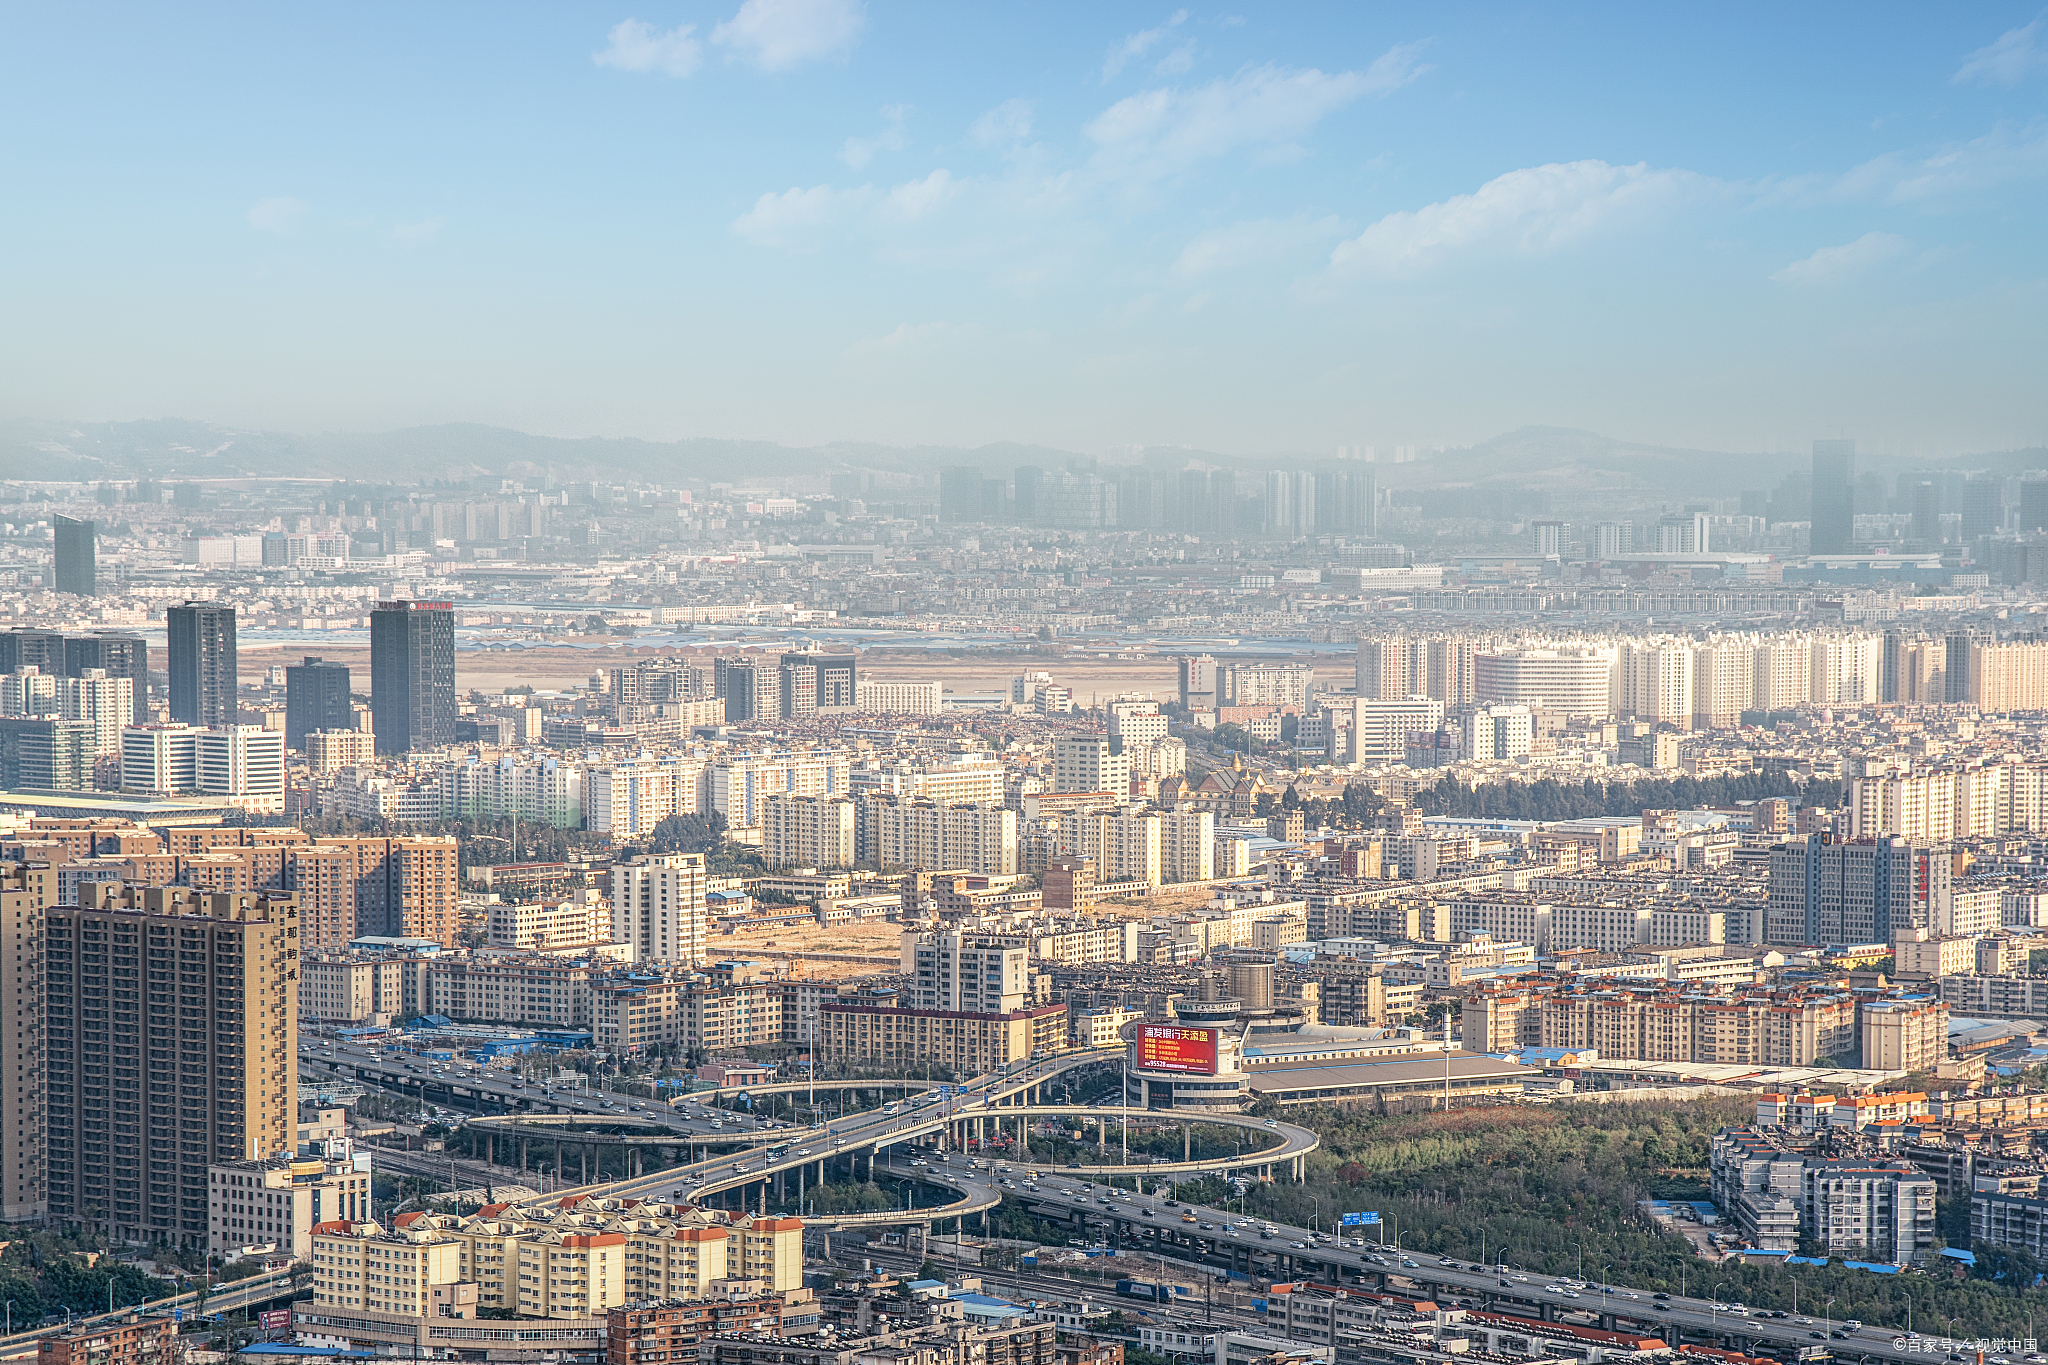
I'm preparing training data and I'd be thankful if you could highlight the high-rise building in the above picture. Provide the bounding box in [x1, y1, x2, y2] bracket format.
[0, 717, 93, 790]
[610, 852, 709, 966]
[903, 929, 1029, 1013]
[46, 886, 298, 1246]
[166, 602, 238, 728]
[55, 670, 133, 757]
[938, 466, 984, 523]
[1766, 834, 1915, 946]
[1962, 475, 2005, 539]
[2020, 479, 2048, 537]
[1911, 481, 1943, 544]
[1051, 734, 1130, 795]
[308, 836, 459, 945]
[370, 600, 455, 753]
[284, 656, 353, 750]
[0, 864, 49, 1223]
[776, 655, 817, 718]
[1811, 439, 1856, 556]
[762, 793, 856, 868]
[64, 632, 148, 723]
[52, 516, 96, 596]
[0, 630, 65, 678]
[714, 656, 762, 723]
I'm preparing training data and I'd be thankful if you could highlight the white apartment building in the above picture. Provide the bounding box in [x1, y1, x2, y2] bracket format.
[587, 763, 677, 838]
[712, 749, 852, 828]
[307, 729, 375, 774]
[859, 797, 1017, 875]
[1349, 696, 1445, 764]
[487, 892, 608, 950]
[854, 680, 942, 715]
[1462, 704, 1533, 761]
[1473, 646, 1616, 719]
[57, 670, 134, 756]
[1105, 810, 1162, 885]
[1619, 641, 1695, 728]
[1051, 734, 1130, 795]
[903, 929, 1029, 1013]
[209, 1150, 372, 1261]
[124, 724, 285, 812]
[442, 754, 584, 828]
[610, 852, 710, 966]
[763, 793, 857, 868]
[1160, 808, 1215, 883]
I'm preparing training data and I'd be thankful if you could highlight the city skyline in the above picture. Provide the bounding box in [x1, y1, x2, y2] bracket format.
[2, 4, 2046, 457]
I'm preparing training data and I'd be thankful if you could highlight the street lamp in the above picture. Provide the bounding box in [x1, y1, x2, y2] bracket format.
[1602, 1267, 1611, 1313]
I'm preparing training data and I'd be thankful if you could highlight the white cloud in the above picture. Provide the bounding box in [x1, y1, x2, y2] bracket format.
[1154, 39, 1197, 76]
[247, 197, 308, 232]
[1874, 125, 2048, 203]
[1103, 10, 1187, 82]
[882, 169, 958, 222]
[731, 182, 874, 248]
[842, 105, 909, 169]
[1329, 159, 1712, 277]
[1955, 18, 2048, 86]
[968, 98, 1034, 147]
[1770, 231, 1910, 284]
[1086, 57, 1408, 181]
[390, 216, 447, 246]
[713, 0, 865, 72]
[592, 18, 702, 77]
[1173, 214, 1343, 276]
[1358, 39, 1433, 96]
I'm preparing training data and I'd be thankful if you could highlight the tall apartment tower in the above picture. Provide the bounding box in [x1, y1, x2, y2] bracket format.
[166, 602, 238, 728]
[370, 601, 455, 754]
[309, 836, 460, 945]
[714, 657, 762, 723]
[284, 656, 353, 750]
[65, 633, 149, 723]
[46, 886, 298, 1246]
[610, 852, 709, 966]
[52, 516, 96, 596]
[0, 864, 51, 1223]
[1811, 439, 1856, 556]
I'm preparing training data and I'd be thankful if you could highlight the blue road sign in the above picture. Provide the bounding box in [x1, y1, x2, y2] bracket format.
[1341, 1212, 1381, 1226]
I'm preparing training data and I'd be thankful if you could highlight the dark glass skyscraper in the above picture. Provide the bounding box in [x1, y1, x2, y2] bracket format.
[1810, 439, 1856, 556]
[284, 655, 354, 749]
[165, 602, 237, 727]
[52, 516, 95, 596]
[370, 601, 455, 753]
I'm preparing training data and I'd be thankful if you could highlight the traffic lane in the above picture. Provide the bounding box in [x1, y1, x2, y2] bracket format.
[1008, 1186, 1924, 1359]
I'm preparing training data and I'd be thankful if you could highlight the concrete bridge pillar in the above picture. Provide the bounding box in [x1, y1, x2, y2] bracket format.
[1183, 1124, 1191, 1161]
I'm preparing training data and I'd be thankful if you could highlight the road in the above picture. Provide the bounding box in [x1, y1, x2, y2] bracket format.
[1008, 1179, 1953, 1364]
[0, 1272, 300, 1360]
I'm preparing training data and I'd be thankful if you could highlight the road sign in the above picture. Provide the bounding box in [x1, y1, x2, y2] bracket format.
[1340, 1212, 1381, 1226]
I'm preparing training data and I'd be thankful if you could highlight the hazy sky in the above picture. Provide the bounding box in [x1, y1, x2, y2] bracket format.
[4, 2, 2047, 457]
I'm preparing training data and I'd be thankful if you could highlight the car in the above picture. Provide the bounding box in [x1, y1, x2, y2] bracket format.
[1401, 1259, 1419, 1269]
[1830, 1332, 1849, 1341]
[1844, 1322, 1861, 1332]
[1143, 1209, 1155, 1218]
[1561, 1291, 1580, 1300]
[1544, 1285, 1564, 1293]
[1291, 1241, 1307, 1249]
[1199, 1223, 1216, 1231]
[1264, 1119, 1278, 1127]
[1809, 1333, 1825, 1340]
[1655, 1305, 1671, 1313]
[1795, 1318, 1814, 1325]
[1164, 1199, 1180, 1207]
[1182, 1213, 1197, 1223]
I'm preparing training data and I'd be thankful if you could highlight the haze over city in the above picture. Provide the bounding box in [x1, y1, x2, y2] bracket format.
[6, 8, 2048, 1365]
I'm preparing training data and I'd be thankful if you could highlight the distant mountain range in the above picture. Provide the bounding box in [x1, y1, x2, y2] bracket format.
[0, 416, 2037, 496]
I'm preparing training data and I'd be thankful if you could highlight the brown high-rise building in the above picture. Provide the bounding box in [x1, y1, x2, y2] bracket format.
[310, 836, 460, 946]
[0, 864, 53, 1223]
[46, 886, 298, 1246]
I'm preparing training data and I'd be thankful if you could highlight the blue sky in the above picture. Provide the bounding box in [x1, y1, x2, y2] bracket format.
[3, 2, 2046, 458]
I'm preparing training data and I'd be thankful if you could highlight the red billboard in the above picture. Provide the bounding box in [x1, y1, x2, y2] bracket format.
[1138, 1025, 1219, 1075]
